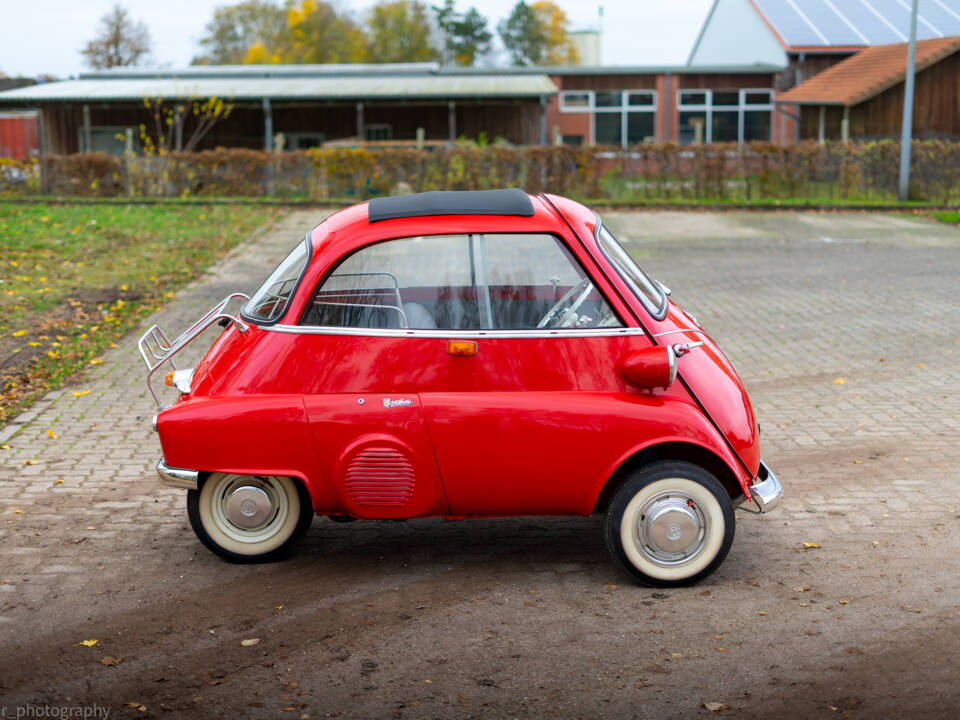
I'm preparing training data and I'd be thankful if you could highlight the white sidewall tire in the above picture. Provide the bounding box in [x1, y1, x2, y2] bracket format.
[619, 477, 725, 582]
[604, 461, 735, 586]
[197, 473, 303, 557]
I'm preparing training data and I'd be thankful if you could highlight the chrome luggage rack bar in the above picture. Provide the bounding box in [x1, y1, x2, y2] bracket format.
[138, 292, 250, 408]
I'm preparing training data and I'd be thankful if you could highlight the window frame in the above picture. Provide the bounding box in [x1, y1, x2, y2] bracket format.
[593, 215, 668, 321]
[240, 234, 312, 326]
[558, 89, 657, 147]
[296, 231, 629, 336]
[677, 88, 774, 145]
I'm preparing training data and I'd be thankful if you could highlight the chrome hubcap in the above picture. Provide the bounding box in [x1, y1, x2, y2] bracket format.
[635, 492, 708, 566]
[224, 485, 274, 529]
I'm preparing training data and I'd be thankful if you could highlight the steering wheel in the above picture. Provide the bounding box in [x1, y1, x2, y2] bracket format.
[537, 277, 594, 329]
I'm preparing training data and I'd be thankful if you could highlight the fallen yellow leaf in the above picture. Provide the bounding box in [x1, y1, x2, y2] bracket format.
[832, 377, 846, 385]
[71, 390, 91, 398]
[802, 542, 821, 548]
[89, 359, 103, 365]
[704, 701, 731, 712]
[78, 639, 98, 647]
[916, 363, 925, 368]
[53, 479, 64, 485]
[12, 329, 27, 337]
[1, 444, 10, 450]
[47, 429, 57, 439]
[275, 605, 284, 610]
[24, 460, 37, 466]
[14, 509, 23, 514]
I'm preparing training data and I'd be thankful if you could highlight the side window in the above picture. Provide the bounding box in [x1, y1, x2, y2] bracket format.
[301, 234, 623, 331]
[243, 237, 310, 323]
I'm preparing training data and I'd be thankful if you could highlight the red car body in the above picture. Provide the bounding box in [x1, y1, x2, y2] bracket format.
[142, 190, 781, 585]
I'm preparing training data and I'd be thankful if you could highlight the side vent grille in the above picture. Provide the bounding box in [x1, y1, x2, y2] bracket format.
[345, 447, 415, 506]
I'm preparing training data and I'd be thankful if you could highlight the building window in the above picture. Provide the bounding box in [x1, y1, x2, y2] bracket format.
[282, 132, 324, 150]
[79, 127, 137, 155]
[365, 124, 392, 141]
[677, 89, 773, 144]
[558, 89, 657, 146]
[560, 92, 590, 111]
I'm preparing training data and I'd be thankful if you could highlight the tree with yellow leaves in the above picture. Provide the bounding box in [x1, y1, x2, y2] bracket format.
[366, 1, 439, 63]
[280, 0, 368, 64]
[531, 1, 577, 65]
[195, 1, 367, 65]
[498, 0, 577, 66]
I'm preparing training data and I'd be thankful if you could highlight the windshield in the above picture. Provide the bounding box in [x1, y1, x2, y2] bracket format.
[595, 220, 667, 319]
[242, 236, 310, 323]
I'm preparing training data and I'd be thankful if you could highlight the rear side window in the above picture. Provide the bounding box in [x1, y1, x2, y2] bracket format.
[242, 237, 310, 323]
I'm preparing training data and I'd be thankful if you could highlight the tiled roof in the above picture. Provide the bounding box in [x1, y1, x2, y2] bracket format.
[778, 35, 960, 106]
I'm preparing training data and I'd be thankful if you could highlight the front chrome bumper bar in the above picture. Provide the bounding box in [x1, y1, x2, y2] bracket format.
[157, 458, 199, 490]
[748, 460, 782, 513]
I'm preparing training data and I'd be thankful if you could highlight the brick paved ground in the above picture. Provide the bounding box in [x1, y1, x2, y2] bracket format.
[0, 209, 958, 719]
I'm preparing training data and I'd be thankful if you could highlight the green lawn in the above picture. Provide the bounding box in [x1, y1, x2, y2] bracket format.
[0, 203, 279, 424]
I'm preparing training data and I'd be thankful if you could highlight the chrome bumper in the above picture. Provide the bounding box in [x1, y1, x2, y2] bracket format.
[157, 458, 199, 490]
[749, 460, 782, 513]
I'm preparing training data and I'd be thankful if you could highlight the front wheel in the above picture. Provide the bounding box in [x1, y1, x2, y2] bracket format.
[604, 461, 735, 587]
[187, 473, 313, 563]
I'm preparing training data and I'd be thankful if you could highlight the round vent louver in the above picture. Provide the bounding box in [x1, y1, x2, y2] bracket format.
[345, 447, 416, 507]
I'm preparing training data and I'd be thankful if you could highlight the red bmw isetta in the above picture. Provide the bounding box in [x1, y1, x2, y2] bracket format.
[139, 189, 781, 586]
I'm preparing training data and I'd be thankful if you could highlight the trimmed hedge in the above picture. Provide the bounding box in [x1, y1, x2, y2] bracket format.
[5, 140, 960, 203]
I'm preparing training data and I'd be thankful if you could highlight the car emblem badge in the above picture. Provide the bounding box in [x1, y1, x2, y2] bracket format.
[383, 398, 414, 408]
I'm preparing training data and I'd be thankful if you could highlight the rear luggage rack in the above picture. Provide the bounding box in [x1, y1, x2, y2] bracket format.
[137, 293, 250, 408]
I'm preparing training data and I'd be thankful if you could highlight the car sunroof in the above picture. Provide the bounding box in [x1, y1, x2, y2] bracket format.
[368, 188, 535, 223]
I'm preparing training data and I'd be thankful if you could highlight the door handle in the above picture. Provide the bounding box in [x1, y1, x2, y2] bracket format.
[673, 341, 704, 357]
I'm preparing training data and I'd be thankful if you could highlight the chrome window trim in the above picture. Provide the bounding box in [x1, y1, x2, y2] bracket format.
[593, 216, 668, 321]
[260, 324, 650, 340]
[240, 233, 312, 326]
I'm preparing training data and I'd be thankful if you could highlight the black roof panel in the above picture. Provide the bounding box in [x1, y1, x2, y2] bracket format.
[368, 189, 534, 223]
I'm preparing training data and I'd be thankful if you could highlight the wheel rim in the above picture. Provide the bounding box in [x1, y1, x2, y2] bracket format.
[633, 490, 709, 567]
[209, 474, 290, 545]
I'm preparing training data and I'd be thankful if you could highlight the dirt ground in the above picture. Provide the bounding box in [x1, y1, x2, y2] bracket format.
[1, 209, 958, 719]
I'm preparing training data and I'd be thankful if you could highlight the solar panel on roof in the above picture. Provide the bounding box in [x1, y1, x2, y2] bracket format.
[753, 0, 828, 45]
[841, 2, 906, 44]
[751, 0, 960, 47]
[800, 1, 867, 44]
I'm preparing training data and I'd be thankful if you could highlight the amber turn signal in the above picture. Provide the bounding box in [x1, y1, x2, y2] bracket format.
[164, 370, 175, 386]
[446, 340, 478, 356]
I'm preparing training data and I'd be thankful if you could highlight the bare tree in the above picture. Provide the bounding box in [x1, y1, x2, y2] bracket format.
[81, 4, 152, 69]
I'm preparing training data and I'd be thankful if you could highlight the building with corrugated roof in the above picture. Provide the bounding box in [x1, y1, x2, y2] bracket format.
[2, 0, 958, 153]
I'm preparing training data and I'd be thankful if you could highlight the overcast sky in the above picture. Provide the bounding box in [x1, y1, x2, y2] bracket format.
[0, 0, 714, 77]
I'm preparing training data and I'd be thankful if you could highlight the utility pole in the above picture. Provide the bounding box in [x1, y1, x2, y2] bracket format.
[898, 0, 919, 202]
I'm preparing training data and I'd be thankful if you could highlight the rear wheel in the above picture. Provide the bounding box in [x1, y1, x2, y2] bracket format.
[187, 473, 313, 563]
[604, 461, 734, 587]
